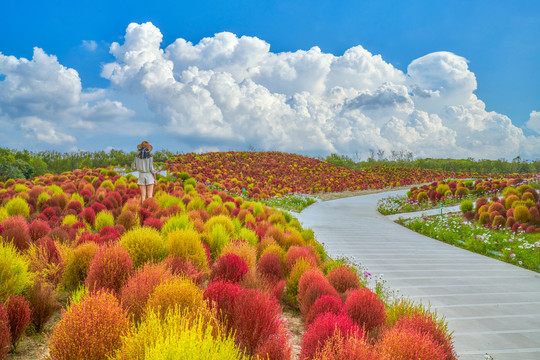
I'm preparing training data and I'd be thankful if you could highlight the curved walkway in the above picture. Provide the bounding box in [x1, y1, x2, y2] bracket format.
[296, 191, 540, 360]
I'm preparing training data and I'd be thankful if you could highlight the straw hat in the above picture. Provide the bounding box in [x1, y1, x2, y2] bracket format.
[137, 141, 152, 152]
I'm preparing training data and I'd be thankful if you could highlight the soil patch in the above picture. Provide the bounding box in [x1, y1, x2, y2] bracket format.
[281, 304, 305, 360]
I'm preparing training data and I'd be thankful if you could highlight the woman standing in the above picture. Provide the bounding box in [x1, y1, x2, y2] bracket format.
[132, 141, 156, 206]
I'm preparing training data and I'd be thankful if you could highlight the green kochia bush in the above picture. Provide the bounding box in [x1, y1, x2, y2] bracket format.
[0, 241, 32, 302]
[94, 211, 114, 232]
[460, 199, 473, 214]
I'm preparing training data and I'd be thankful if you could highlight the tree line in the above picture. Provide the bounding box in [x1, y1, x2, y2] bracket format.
[324, 151, 540, 175]
[0, 148, 174, 182]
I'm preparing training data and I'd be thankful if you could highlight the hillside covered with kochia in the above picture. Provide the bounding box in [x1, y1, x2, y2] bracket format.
[166, 151, 479, 199]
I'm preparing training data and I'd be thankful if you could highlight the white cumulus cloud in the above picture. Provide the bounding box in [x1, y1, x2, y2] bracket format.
[1, 21, 538, 158]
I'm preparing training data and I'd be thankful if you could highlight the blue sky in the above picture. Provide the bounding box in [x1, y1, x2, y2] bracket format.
[1, 0, 540, 159]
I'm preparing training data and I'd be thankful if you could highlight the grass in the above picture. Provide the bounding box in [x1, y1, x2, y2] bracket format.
[397, 213, 540, 272]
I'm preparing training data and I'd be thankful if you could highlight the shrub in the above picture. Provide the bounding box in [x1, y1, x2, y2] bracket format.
[514, 205, 530, 223]
[376, 326, 446, 360]
[0, 304, 10, 360]
[344, 288, 386, 333]
[459, 199, 473, 214]
[164, 228, 209, 271]
[94, 211, 114, 231]
[506, 216, 516, 229]
[394, 313, 457, 360]
[116, 210, 139, 231]
[161, 214, 192, 236]
[492, 215, 506, 228]
[165, 257, 206, 285]
[255, 328, 293, 360]
[524, 188, 539, 202]
[298, 276, 339, 317]
[231, 288, 284, 355]
[5, 197, 30, 218]
[1, 215, 31, 251]
[5, 295, 31, 349]
[209, 223, 231, 259]
[312, 331, 378, 360]
[205, 215, 235, 237]
[299, 313, 362, 360]
[48, 291, 129, 360]
[145, 277, 204, 316]
[305, 294, 343, 326]
[61, 242, 99, 292]
[530, 207, 540, 225]
[111, 307, 246, 360]
[79, 207, 96, 227]
[26, 277, 60, 332]
[203, 280, 244, 329]
[237, 227, 258, 247]
[143, 217, 163, 231]
[221, 239, 257, 270]
[0, 242, 31, 302]
[26, 237, 63, 286]
[99, 225, 122, 243]
[286, 258, 314, 306]
[85, 244, 134, 294]
[257, 252, 285, 283]
[327, 265, 361, 294]
[29, 219, 51, 241]
[475, 197, 488, 211]
[285, 246, 318, 273]
[119, 262, 174, 323]
[210, 253, 249, 283]
[478, 212, 489, 225]
[120, 227, 165, 268]
[416, 191, 428, 202]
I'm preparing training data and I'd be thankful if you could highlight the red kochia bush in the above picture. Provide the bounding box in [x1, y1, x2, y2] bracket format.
[85, 244, 134, 294]
[344, 288, 386, 333]
[312, 331, 379, 360]
[394, 314, 457, 360]
[1, 215, 31, 251]
[79, 207, 96, 227]
[90, 202, 106, 214]
[285, 246, 318, 273]
[327, 265, 362, 294]
[0, 304, 11, 360]
[231, 288, 284, 356]
[255, 328, 293, 360]
[5, 295, 31, 349]
[299, 313, 362, 360]
[143, 217, 163, 231]
[119, 262, 173, 322]
[298, 274, 339, 317]
[257, 252, 285, 283]
[376, 326, 446, 360]
[29, 220, 51, 241]
[209, 253, 249, 283]
[98, 226, 121, 243]
[165, 257, 205, 285]
[48, 291, 129, 360]
[203, 280, 244, 329]
[305, 295, 343, 327]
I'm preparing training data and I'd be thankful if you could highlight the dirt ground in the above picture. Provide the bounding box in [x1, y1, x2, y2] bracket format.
[6, 310, 59, 360]
[281, 305, 305, 359]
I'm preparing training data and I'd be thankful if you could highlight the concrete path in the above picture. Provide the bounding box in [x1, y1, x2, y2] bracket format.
[296, 190, 540, 360]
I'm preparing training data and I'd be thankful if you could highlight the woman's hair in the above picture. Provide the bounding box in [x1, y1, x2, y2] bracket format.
[137, 147, 152, 159]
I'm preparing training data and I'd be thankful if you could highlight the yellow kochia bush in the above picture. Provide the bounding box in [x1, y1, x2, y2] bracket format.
[0, 241, 32, 301]
[95, 211, 114, 231]
[145, 277, 204, 316]
[120, 227, 166, 268]
[5, 197, 30, 218]
[111, 307, 246, 360]
[164, 228, 208, 271]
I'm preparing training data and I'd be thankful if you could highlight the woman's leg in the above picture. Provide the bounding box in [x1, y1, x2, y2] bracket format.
[140, 185, 147, 205]
[146, 184, 154, 199]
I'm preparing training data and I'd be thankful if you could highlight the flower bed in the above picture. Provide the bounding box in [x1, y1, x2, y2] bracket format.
[398, 214, 540, 272]
[0, 164, 457, 359]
